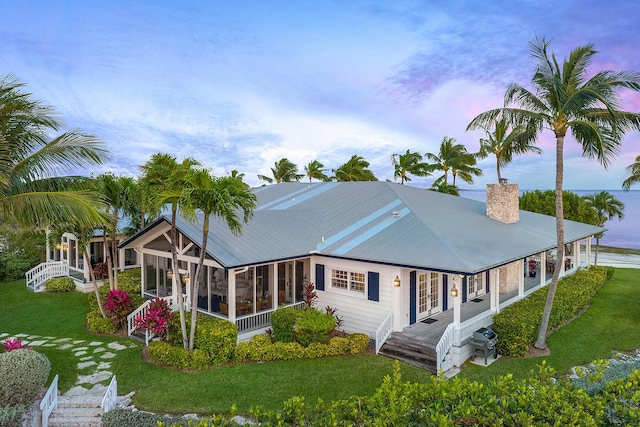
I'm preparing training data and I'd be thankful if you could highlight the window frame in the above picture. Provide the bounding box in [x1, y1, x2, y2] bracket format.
[330, 267, 367, 295]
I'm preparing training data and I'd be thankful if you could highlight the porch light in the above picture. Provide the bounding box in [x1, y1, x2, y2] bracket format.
[184, 272, 190, 283]
[393, 275, 401, 287]
[167, 270, 174, 279]
[451, 285, 458, 297]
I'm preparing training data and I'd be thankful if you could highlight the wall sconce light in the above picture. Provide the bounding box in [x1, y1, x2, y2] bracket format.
[62, 242, 69, 251]
[393, 275, 401, 287]
[184, 272, 190, 283]
[451, 285, 458, 297]
[167, 270, 174, 279]
[55, 244, 62, 250]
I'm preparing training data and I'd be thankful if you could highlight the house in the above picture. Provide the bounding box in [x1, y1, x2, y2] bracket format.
[119, 181, 602, 371]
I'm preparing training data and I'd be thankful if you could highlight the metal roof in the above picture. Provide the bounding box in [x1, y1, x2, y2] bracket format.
[122, 182, 604, 274]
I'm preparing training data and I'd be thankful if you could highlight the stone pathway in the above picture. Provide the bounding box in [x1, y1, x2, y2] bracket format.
[0, 332, 136, 427]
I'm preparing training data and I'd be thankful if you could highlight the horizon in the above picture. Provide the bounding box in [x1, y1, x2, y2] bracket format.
[3, 1, 640, 190]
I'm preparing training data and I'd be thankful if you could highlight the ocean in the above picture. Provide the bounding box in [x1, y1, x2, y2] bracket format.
[459, 189, 640, 249]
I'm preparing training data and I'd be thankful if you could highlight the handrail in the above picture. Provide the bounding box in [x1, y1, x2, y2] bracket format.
[435, 323, 455, 371]
[25, 261, 68, 291]
[101, 375, 118, 412]
[39, 374, 58, 427]
[375, 311, 394, 354]
[127, 295, 190, 345]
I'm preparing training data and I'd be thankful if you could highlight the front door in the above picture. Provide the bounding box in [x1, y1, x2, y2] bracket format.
[467, 273, 486, 298]
[417, 272, 441, 318]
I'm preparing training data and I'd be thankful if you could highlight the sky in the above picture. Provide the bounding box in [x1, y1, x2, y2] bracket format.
[2, 0, 640, 190]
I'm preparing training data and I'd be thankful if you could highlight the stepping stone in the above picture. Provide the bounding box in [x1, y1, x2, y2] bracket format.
[93, 347, 106, 353]
[107, 342, 128, 351]
[97, 362, 111, 370]
[43, 336, 56, 340]
[73, 346, 89, 352]
[80, 356, 93, 361]
[74, 350, 88, 357]
[54, 338, 71, 343]
[14, 333, 28, 337]
[77, 371, 112, 385]
[58, 344, 73, 350]
[89, 341, 103, 346]
[29, 340, 47, 346]
[77, 361, 96, 369]
[101, 352, 117, 359]
[42, 343, 56, 347]
[0, 333, 9, 338]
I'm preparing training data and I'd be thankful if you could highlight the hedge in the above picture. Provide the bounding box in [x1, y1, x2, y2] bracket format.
[88, 268, 143, 310]
[44, 277, 76, 293]
[0, 350, 51, 408]
[86, 309, 118, 334]
[493, 266, 608, 357]
[0, 405, 25, 427]
[101, 407, 235, 427]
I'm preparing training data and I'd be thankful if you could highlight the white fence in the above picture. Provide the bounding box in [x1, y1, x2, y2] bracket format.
[435, 323, 456, 371]
[127, 295, 188, 345]
[375, 312, 394, 354]
[25, 261, 68, 291]
[40, 374, 58, 427]
[101, 375, 118, 412]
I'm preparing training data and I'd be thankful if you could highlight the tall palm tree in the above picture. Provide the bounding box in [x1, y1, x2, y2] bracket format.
[583, 191, 625, 265]
[333, 155, 378, 182]
[450, 152, 482, 187]
[472, 118, 541, 181]
[304, 160, 330, 182]
[181, 169, 256, 350]
[139, 153, 200, 347]
[0, 74, 108, 228]
[257, 158, 302, 184]
[391, 150, 431, 184]
[622, 155, 640, 190]
[424, 137, 469, 186]
[468, 37, 640, 350]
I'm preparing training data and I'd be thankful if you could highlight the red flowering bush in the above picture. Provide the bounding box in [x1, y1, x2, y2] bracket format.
[92, 262, 109, 280]
[133, 298, 174, 341]
[104, 289, 134, 329]
[2, 338, 31, 352]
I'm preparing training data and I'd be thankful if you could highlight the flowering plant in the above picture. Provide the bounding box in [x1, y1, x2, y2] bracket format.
[2, 337, 31, 352]
[92, 262, 109, 280]
[104, 289, 134, 329]
[133, 298, 173, 341]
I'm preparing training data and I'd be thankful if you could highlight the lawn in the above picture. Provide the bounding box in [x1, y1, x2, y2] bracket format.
[2, 267, 640, 415]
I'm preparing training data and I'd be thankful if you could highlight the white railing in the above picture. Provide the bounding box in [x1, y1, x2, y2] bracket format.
[101, 375, 117, 412]
[375, 312, 394, 354]
[127, 295, 190, 345]
[435, 323, 455, 371]
[236, 301, 306, 333]
[454, 311, 494, 345]
[40, 374, 58, 427]
[25, 261, 68, 291]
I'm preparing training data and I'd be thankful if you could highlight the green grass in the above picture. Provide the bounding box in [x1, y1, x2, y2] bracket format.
[597, 245, 640, 255]
[458, 267, 640, 382]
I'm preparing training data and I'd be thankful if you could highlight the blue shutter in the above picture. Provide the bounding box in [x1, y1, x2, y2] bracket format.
[367, 272, 379, 302]
[485, 271, 490, 293]
[442, 274, 448, 311]
[315, 264, 325, 291]
[462, 276, 468, 303]
[410, 271, 416, 324]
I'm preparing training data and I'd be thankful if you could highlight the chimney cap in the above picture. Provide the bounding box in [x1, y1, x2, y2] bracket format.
[498, 178, 508, 184]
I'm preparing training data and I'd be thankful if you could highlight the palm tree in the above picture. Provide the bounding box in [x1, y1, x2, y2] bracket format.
[584, 191, 625, 265]
[257, 158, 302, 184]
[450, 152, 482, 187]
[333, 155, 378, 182]
[304, 160, 330, 182]
[181, 169, 256, 350]
[622, 155, 640, 190]
[391, 150, 431, 184]
[139, 153, 200, 348]
[0, 74, 108, 228]
[467, 37, 640, 350]
[429, 181, 460, 196]
[472, 118, 541, 181]
[424, 137, 470, 186]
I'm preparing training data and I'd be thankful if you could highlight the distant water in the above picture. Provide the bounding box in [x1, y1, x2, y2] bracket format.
[460, 189, 640, 249]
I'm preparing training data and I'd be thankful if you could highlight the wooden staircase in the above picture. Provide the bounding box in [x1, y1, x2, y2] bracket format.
[378, 331, 438, 374]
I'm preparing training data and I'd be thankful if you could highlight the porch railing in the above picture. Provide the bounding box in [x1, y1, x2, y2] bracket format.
[40, 374, 58, 427]
[435, 323, 455, 372]
[101, 375, 118, 412]
[454, 311, 494, 345]
[375, 312, 394, 354]
[127, 295, 188, 345]
[236, 301, 306, 333]
[25, 261, 68, 291]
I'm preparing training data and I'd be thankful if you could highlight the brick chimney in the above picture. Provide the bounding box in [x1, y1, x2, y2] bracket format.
[486, 178, 519, 223]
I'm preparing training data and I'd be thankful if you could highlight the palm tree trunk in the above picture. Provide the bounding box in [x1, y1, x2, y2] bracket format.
[85, 251, 107, 318]
[189, 215, 210, 350]
[534, 135, 565, 350]
[102, 231, 115, 291]
[171, 207, 189, 348]
[594, 235, 600, 265]
[111, 210, 119, 290]
[496, 163, 501, 182]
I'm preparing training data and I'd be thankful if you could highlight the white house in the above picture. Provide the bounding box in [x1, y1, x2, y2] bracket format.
[119, 181, 602, 372]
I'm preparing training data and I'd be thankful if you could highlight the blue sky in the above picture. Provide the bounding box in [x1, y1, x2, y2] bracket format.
[3, 0, 640, 190]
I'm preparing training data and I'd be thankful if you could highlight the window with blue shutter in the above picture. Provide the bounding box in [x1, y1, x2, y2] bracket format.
[315, 264, 325, 291]
[367, 272, 379, 302]
[410, 271, 416, 324]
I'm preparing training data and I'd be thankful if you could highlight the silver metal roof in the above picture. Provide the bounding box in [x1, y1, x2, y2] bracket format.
[126, 182, 604, 274]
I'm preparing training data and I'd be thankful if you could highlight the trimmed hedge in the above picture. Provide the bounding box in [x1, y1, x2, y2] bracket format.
[271, 307, 297, 343]
[493, 266, 608, 357]
[0, 350, 51, 408]
[148, 341, 211, 370]
[295, 309, 336, 346]
[86, 309, 117, 334]
[0, 405, 25, 427]
[44, 277, 76, 293]
[234, 333, 370, 363]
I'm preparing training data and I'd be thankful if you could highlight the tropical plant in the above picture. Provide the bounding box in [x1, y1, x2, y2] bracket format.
[424, 136, 475, 186]
[258, 158, 302, 184]
[0, 74, 108, 229]
[472, 118, 541, 181]
[429, 181, 460, 196]
[133, 297, 174, 342]
[104, 289, 134, 329]
[622, 155, 640, 190]
[519, 190, 598, 224]
[333, 155, 377, 182]
[140, 153, 200, 347]
[304, 160, 330, 182]
[584, 191, 625, 265]
[467, 37, 640, 350]
[2, 338, 29, 352]
[391, 150, 431, 184]
[180, 169, 256, 350]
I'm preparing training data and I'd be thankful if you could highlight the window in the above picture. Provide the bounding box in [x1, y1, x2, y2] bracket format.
[331, 269, 365, 293]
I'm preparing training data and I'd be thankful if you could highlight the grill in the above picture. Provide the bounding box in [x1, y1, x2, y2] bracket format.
[470, 327, 498, 364]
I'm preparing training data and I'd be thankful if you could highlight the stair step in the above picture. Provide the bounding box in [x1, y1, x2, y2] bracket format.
[385, 336, 436, 353]
[379, 345, 437, 363]
[58, 399, 102, 409]
[48, 414, 103, 427]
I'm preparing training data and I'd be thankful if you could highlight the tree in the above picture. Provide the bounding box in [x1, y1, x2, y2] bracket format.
[391, 150, 431, 184]
[467, 37, 640, 350]
[584, 191, 625, 265]
[304, 160, 330, 182]
[429, 182, 459, 196]
[424, 137, 473, 186]
[519, 190, 598, 225]
[622, 155, 640, 190]
[333, 155, 378, 182]
[139, 153, 200, 348]
[181, 169, 256, 350]
[472, 118, 541, 181]
[450, 152, 482, 187]
[0, 74, 108, 229]
[258, 158, 302, 184]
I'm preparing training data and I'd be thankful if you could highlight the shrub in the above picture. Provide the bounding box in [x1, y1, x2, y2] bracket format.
[0, 349, 50, 407]
[271, 307, 297, 343]
[0, 405, 25, 427]
[147, 341, 210, 371]
[104, 289, 134, 329]
[87, 309, 118, 334]
[301, 280, 317, 309]
[327, 336, 350, 356]
[92, 262, 109, 280]
[118, 268, 142, 294]
[1, 338, 30, 352]
[102, 407, 205, 427]
[44, 277, 76, 293]
[133, 298, 173, 341]
[347, 333, 370, 354]
[295, 308, 335, 346]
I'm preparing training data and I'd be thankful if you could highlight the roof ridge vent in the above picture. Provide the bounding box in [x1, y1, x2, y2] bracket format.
[392, 210, 401, 218]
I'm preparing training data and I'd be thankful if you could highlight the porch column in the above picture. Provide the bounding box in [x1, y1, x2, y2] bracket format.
[518, 260, 524, 298]
[452, 275, 461, 328]
[586, 238, 592, 266]
[490, 269, 498, 313]
[540, 252, 546, 285]
[228, 269, 236, 322]
[83, 244, 91, 282]
[393, 268, 403, 331]
[271, 262, 278, 308]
